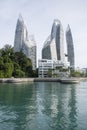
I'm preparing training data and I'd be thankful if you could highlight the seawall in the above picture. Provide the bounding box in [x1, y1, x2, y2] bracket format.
[0, 77, 85, 83]
[0, 78, 34, 83]
[0, 78, 60, 83]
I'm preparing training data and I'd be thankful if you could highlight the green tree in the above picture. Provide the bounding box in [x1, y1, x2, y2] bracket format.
[47, 69, 52, 77]
[0, 44, 36, 78]
[70, 70, 84, 77]
[12, 69, 25, 78]
[4, 63, 14, 78]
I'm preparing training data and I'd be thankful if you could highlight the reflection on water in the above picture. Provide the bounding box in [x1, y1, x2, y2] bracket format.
[0, 82, 87, 130]
[68, 85, 77, 130]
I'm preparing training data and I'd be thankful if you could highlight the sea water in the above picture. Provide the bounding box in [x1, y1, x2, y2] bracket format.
[0, 81, 87, 130]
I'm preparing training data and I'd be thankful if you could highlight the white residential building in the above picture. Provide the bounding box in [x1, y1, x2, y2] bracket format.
[38, 59, 70, 78]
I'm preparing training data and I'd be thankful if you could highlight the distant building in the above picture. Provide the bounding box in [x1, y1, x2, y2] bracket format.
[66, 25, 75, 69]
[38, 59, 70, 78]
[14, 15, 36, 70]
[42, 19, 64, 61]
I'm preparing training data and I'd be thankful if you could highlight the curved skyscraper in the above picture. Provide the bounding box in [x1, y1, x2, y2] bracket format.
[14, 15, 25, 52]
[14, 15, 36, 70]
[42, 35, 52, 59]
[66, 25, 75, 69]
[51, 19, 64, 61]
[42, 19, 64, 61]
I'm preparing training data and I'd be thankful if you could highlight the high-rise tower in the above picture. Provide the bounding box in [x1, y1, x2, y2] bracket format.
[14, 15, 36, 70]
[42, 19, 65, 61]
[66, 25, 75, 69]
[51, 19, 64, 61]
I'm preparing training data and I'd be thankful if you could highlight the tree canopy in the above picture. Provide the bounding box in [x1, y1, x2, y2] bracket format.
[0, 44, 38, 78]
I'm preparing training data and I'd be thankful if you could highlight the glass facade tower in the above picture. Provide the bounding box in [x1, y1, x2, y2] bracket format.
[66, 25, 75, 69]
[14, 15, 36, 70]
[42, 19, 65, 61]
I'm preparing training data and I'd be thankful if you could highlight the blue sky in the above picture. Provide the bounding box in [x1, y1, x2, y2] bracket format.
[0, 0, 87, 68]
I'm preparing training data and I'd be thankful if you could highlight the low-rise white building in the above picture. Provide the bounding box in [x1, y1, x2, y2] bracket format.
[38, 59, 70, 78]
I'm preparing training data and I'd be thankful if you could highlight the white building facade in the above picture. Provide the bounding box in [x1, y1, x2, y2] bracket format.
[38, 59, 70, 78]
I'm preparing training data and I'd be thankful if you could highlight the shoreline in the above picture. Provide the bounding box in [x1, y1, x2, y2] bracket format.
[0, 77, 87, 83]
[0, 78, 60, 83]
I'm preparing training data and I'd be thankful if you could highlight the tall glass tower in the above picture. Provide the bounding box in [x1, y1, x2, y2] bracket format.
[51, 19, 64, 61]
[42, 19, 65, 61]
[14, 15, 37, 70]
[66, 25, 75, 69]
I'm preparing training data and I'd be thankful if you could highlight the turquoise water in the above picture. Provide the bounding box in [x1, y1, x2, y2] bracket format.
[0, 81, 87, 130]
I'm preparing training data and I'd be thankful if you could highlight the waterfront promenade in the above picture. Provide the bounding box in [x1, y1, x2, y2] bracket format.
[0, 78, 59, 83]
[0, 77, 85, 83]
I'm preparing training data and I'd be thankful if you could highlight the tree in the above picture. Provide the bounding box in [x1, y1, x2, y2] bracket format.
[12, 69, 25, 78]
[70, 70, 84, 77]
[4, 63, 14, 78]
[47, 69, 52, 77]
[0, 44, 36, 78]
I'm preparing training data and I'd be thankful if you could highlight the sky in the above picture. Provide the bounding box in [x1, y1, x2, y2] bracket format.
[0, 0, 87, 68]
